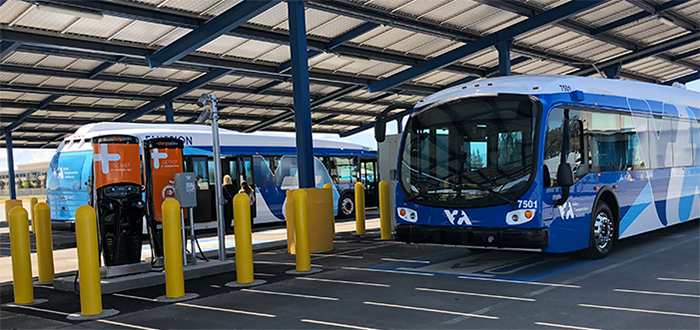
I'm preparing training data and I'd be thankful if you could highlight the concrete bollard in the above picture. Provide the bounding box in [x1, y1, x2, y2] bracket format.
[29, 197, 37, 233]
[75, 206, 103, 315]
[34, 203, 54, 283]
[9, 207, 33, 305]
[69, 206, 119, 320]
[225, 193, 266, 288]
[163, 199, 185, 299]
[354, 182, 365, 235]
[156, 199, 198, 302]
[379, 181, 392, 240]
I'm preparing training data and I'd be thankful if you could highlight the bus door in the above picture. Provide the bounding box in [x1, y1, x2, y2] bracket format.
[186, 156, 212, 222]
[238, 156, 256, 218]
[360, 158, 378, 207]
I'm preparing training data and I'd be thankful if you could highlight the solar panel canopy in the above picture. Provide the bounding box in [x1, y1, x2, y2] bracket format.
[1, 0, 698, 148]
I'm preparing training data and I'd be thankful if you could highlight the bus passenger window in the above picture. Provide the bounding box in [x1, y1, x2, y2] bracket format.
[544, 108, 584, 187]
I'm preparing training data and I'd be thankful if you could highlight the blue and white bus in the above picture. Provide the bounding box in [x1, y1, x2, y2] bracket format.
[46, 123, 377, 229]
[392, 75, 700, 258]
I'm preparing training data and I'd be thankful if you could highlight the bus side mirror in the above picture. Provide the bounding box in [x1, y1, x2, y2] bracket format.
[555, 163, 573, 206]
[375, 119, 386, 143]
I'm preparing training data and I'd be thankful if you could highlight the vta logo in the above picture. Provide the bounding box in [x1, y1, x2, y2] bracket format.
[444, 210, 472, 225]
[557, 201, 575, 220]
[94, 144, 121, 174]
[151, 148, 168, 169]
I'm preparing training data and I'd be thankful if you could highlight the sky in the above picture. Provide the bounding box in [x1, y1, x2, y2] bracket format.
[1, 79, 698, 172]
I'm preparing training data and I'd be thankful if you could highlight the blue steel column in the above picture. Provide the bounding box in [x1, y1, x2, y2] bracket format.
[287, 0, 315, 189]
[496, 39, 512, 77]
[165, 101, 174, 123]
[6, 133, 16, 200]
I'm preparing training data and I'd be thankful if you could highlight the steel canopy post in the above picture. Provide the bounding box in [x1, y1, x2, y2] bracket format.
[165, 101, 174, 123]
[6, 133, 16, 200]
[287, 0, 315, 189]
[496, 39, 512, 77]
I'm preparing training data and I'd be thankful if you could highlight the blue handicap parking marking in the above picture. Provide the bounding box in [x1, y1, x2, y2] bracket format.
[370, 249, 600, 282]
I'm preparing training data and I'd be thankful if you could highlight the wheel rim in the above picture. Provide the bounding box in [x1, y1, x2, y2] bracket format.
[341, 197, 354, 215]
[594, 212, 613, 250]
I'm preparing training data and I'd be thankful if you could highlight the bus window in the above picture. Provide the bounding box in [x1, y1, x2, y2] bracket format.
[325, 156, 358, 184]
[191, 158, 209, 190]
[544, 108, 585, 186]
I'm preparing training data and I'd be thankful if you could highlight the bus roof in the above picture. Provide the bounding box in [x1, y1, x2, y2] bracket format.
[420, 75, 700, 110]
[59, 122, 374, 154]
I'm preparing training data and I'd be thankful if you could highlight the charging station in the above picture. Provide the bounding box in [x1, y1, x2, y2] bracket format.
[92, 135, 149, 276]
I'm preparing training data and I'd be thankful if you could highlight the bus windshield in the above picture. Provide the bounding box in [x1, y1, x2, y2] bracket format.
[399, 94, 539, 207]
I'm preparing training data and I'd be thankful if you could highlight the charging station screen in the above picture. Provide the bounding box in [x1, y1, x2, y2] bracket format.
[93, 138, 141, 189]
[150, 146, 183, 222]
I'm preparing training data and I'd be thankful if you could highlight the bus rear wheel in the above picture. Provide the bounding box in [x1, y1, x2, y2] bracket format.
[579, 201, 615, 259]
[339, 193, 355, 218]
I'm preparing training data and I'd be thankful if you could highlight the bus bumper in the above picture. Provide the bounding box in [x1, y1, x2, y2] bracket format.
[395, 225, 548, 249]
[51, 220, 75, 231]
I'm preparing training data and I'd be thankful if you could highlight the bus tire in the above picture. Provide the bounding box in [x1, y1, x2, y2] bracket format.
[579, 201, 615, 259]
[339, 193, 355, 218]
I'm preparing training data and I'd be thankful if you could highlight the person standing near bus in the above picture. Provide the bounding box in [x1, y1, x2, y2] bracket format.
[222, 175, 236, 234]
[239, 181, 255, 215]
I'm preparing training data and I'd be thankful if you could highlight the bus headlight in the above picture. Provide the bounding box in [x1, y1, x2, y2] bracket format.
[397, 207, 418, 223]
[506, 209, 536, 225]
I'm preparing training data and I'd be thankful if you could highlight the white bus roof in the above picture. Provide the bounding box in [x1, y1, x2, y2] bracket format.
[58, 122, 374, 154]
[420, 75, 700, 110]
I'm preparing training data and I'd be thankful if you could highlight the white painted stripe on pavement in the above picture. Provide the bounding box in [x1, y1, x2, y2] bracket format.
[342, 266, 434, 276]
[241, 289, 338, 301]
[3, 304, 69, 316]
[297, 277, 390, 287]
[311, 253, 363, 259]
[380, 258, 430, 264]
[416, 287, 535, 301]
[301, 319, 380, 330]
[96, 319, 160, 330]
[363, 302, 498, 320]
[113, 293, 156, 302]
[535, 321, 602, 330]
[614, 288, 700, 298]
[254, 261, 323, 267]
[579, 304, 700, 318]
[458, 276, 580, 288]
[658, 277, 700, 283]
[176, 302, 276, 318]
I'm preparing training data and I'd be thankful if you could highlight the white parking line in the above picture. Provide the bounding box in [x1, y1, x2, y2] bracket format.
[241, 289, 338, 301]
[658, 277, 700, 283]
[342, 266, 434, 276]
[297, 277, 390, 287]
[381, 258, 430, 264]
[311, 253, 363, 259]
[614, 289, 700, 298]
[113, 293, 156, 302]
[176, 302, 276, 318]
[254, 272, 276, 277]
[3, 304, 68, 316]
[457, 276, 580, 288]
[96, 319, 160, 330]
[301, 319, 380, 330]
[416, 287, 535, 301]
[254, 261, 323, 267]
[364, 302, 498, 320]
[535, 321, 602, 330]
[579, 304, 700, 318]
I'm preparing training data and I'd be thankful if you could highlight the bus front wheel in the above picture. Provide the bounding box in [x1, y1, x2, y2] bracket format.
[339, 193, 355, 218]
[579, 201, 615, 259]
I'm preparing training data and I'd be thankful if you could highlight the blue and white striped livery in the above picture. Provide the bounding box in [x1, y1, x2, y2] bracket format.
[395, 75, 700, 258]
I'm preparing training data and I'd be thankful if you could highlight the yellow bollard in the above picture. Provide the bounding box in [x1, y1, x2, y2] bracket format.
[75, 206, 102, 315]
[35, 203, 54, 283]
[9, 207, 33, 305]
[30, 197, 38, 233]
[234, 193, 254, 284]
[4, 199, 23, 222]
[293, 189, 311, 272]
[323, 183, 335, 235]
[162, 199, 185, 299]
[379, 181, 392, 240]
[354, 182, 365, 234]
